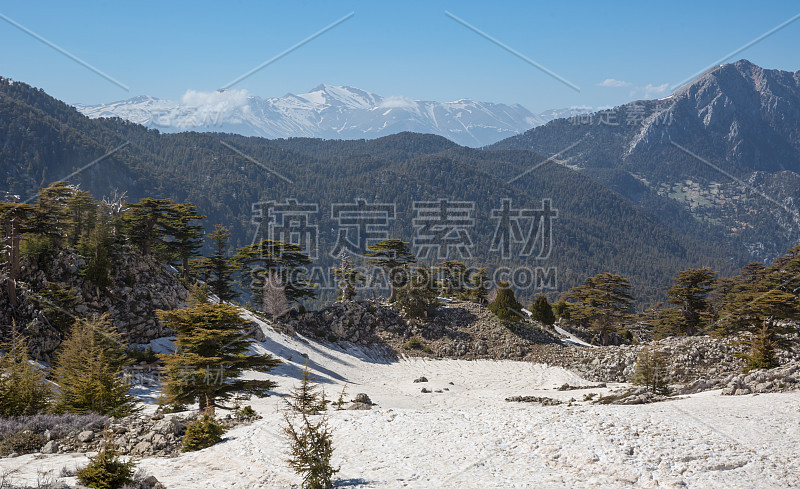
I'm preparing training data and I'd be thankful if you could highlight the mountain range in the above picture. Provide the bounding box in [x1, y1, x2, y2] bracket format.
[491, 59, 800, 262]
[4, 59, 800, 305]
[72, 85, 590, 147]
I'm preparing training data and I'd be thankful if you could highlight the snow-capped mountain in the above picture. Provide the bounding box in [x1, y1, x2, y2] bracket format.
[73, 85, 584, 147]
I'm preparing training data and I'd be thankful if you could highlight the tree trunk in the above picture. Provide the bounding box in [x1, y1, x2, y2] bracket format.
[199, 393, 215, 415]
[5, 217, 19, 308]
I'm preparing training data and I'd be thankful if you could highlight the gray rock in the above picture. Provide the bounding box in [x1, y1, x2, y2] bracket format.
[132, 440, 153, 456]
[413, 376, 428, 383]
[77, 430, 94, 443]
[354, 393, 373, 405]
[141, 475, 165, 489]
[41, 440, 59, 454]
[153, 417, 184, 435]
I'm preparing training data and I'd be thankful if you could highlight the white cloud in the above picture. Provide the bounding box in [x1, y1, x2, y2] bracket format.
[643, 83, 669, 98]
[150, 88, 252, 129]
[596, 78, 631, 88]
[378, 95, 417, 109]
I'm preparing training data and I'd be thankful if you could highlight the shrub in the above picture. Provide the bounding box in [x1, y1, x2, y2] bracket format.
[403, 337, 423, 350]
[0, 430, 46, 456]
[552, 301, 571, 320]
[0, 413, 107, 440]
[77, 437, 135, 489]
[489, 282, 523, 322]
[235, 405, 258, 419]
[334, 385, 348, 411]
[182, 415, 226, 452]
[51, 316, 138, 417]
[283, 412, 338, 489]
[126, 346, 158, 365]
[740, 324, 780, 372]
[0, 326, 53, 416]
[631, 347, 670, 395]
[19, 233, 55, 262]
[529, 296, 556, 325]
[289, 367, 327, 415]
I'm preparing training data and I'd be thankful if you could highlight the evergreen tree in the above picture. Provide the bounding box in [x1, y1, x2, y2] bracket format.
[0, 324, 52, 416]
[434, 260, 469, 299]
[157, 302, 281, 412]
[64, 188, 98, 246]
[396, 265, 438, 319]
[76, 434, 135, 489]
[182, 415, 227, 451]
[721, 289, 799, 371]
[28, 181, 74, 247]
[468, 267, 490, 304]
[552, 301, 570, 320]
[0, 201, 32, 308]
[488, 281, 523, 322]
[741, 324, 780, 372]
[631, 346, 670, 395]
[198, 224, 238, 302]
[51, 316, 137, 417]
[120, 197, 173, 256]
[283, 411, 338, 489]
[564, 273, 634, 345]
[529, 295, 556, 325]
[366, 239, 416, 302]
[163, 202, 205, 280]
[662, 267, 716, 336]
[39, 281, 80, 332]
[78, 204, 114, 288]
[289, 366, 327, 415]
[283, 366, 338, 489]
[234, 239, 315, 304]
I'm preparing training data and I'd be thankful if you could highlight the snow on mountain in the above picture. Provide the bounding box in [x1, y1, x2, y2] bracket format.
[73, 85, 584, 147]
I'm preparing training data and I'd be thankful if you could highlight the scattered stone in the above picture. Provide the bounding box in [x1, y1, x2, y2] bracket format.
[557, 383, 606, 391]
[421, 388, 432, 393]
[505, 396, 563, 406]
[413, 376, 428, 383]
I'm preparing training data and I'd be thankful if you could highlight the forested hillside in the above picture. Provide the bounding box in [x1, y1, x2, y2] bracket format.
[0, 77, 747, 305]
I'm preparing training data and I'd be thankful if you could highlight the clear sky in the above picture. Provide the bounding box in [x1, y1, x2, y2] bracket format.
[1, 1, 799, 112]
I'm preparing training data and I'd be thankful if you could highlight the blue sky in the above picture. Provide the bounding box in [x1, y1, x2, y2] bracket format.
[1, 1, 799, 112]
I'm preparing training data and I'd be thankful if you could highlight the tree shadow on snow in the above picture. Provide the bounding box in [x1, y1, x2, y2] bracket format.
[335, 478, 374, 488]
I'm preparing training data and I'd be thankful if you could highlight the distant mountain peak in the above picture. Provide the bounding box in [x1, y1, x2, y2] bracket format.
[74, 85, 558, 146]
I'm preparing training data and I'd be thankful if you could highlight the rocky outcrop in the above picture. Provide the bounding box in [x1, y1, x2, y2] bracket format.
[287, 300, 405, 344]
[595, 386, 672, 405]
[288, 300, 562, 361]
[2, 245, 189, 361]
[505, 396, 563, 406]
[532, 335, 753, 384]
[718, 362, 800, 396]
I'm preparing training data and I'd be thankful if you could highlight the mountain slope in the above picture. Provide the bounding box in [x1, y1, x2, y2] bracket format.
[490, 59, 800, 262]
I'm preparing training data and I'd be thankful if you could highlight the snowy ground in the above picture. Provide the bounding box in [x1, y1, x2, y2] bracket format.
[2, 315, 799, 488]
